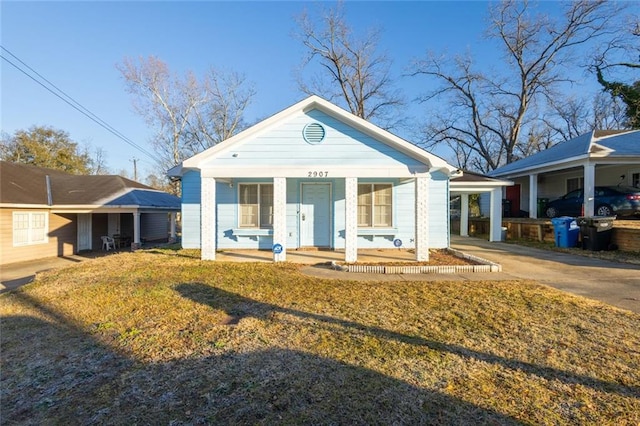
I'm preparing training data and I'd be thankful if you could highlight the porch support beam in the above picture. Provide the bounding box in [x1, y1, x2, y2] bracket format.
[460, 193, 469, 237]
[345, 177, 358, 263]
[132, 212, 141, 249]
[415, 176, 430, 261]
[489, 188, 503, 242]
[583, 163, 596, 217]
[529, 174, 538, 219]
[201, 177, 216, 260]
[273, 177, 287, 262]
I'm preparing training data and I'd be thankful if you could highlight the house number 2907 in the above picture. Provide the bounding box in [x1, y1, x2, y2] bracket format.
[308, 171, 328, 177]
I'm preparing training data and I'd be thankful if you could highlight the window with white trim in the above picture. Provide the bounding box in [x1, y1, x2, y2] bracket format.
[358, 183, 392, 227]
[239, 184, 273, 228]
[566, 177, 584, 192]
[13, 212, 48, 246]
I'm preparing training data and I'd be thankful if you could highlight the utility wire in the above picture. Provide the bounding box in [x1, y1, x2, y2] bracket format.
[0, 46, 160, 163]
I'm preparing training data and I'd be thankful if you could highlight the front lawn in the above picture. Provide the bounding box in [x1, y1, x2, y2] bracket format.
[1, 249, 639, 424]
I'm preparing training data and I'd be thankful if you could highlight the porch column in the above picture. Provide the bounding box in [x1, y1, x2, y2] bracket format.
[132, 212, 141, 249]
[345, 177, 358, 263]
[583, 163, 596, 216]
[201, 177, 216, 260]
[529, 174, 538, 218]
[273, 177, 287, 262]
[489, 188, 503, 242]
[460, 193, 469, 237]
[169, 212, 177, 243]
[415, 176, 430, 261]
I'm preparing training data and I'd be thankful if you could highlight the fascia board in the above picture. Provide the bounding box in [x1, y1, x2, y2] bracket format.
[492, 154, 589, 178]
[451, 181, 514, 189]
[50, 205, 180, 213]
[0, 204, 51, 209]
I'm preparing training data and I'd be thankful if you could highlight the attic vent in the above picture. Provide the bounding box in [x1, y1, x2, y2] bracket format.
[303, 123, 326, 144]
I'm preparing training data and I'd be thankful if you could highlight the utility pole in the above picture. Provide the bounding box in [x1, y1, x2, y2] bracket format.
[130, 157, 139, 181]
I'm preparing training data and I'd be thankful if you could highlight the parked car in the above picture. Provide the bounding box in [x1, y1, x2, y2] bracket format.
[545, 186, 640, 218]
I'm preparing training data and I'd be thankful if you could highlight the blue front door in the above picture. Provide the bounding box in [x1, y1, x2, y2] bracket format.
[301, 183, 331, 247]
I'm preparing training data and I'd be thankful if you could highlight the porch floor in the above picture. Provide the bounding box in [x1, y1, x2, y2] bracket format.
[215, 248, 418, 264]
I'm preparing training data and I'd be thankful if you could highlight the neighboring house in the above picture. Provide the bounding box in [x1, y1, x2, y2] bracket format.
[169, 95, 464, 263]
[0, 161, 180, 266]
[489, 130, 640, 218]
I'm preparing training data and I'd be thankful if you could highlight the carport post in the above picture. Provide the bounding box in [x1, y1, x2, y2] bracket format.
[583, 163, 596, 217]
[529, 174, 538, 219]
[132, 212, 141, 249]
[460, 193, 469, 237]
[489, 188, 503, 242]
[169, 212, 177, 243]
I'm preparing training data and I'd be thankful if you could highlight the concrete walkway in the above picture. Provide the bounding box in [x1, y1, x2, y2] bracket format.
[2, 238, 639, 313]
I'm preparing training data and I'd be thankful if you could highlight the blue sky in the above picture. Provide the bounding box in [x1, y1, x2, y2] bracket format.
[0, 1, 609, 178]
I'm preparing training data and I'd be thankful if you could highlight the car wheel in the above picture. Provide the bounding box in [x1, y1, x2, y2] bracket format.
[546, 206, 559, 218]
[596, 204, 613, 216]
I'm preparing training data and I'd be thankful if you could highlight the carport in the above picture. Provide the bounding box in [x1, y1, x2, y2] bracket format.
[450, 171, 513, 242]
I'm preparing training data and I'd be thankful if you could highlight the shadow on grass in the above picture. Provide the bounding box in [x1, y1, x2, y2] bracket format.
[2, 291, 523, 424]
[176, 282, 640, 400]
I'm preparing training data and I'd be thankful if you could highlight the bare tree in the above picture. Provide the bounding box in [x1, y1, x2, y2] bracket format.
[295, 2, 403, 129]
[412, 0, 617, 171]
[542, 92, 627, 142]
[89, 146, 109, 175]
[117, 56, 255, 176]
[183, 69, 256, 154]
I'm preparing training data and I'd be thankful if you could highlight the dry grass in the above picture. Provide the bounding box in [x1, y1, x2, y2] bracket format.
[1, 249, 639, 425]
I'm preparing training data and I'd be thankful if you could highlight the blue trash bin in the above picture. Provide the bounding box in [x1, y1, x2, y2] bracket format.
[551, 217, 579, 248]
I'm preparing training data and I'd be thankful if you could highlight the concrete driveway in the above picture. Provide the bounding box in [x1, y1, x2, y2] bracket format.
[0, 252, 109, 294]
[450, 236, 640, 314]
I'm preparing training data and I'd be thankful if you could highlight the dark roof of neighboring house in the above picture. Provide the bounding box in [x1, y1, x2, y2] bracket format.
[451, 170, 509, 184]
[0, 161, 180, 209]
[489, 130, 640, 177]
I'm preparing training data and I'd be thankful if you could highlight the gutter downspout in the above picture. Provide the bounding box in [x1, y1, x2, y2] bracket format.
[45, 175, 53, 206]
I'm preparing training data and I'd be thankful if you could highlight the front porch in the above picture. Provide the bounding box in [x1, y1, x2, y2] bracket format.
[215, 248, 418, 264]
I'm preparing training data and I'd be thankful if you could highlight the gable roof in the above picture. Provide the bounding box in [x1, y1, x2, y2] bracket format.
[489, 130, 640, 178]
[169, 95, 457, 176]
[0, 161, 180, 209]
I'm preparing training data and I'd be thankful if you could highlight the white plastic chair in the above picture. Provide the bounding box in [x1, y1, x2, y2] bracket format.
[101, 236, 115, 251]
